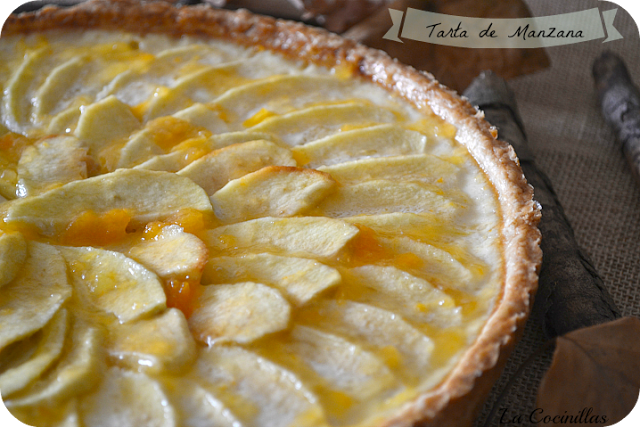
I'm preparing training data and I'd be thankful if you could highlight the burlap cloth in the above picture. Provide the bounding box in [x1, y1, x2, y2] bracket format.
[473, 1, 640, 426]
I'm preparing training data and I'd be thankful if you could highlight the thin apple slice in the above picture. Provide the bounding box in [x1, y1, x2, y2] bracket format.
[0, 241, 72, 351]
[5, 169, 213, 236]
[287, 325, 399, 400]
[74, 95, 141, 152]
[0, 231, 27, 288]
[319, 180, 461, 219]
[318, 154, 459, 187]
[115, 128, 164, 169]
[197, 345, 328, 427]
[59, 247, 165, 323]
[16, 136, 90, 197]
[127, 225, 208, 280]
[291, 124, 430, 168]
[33, 56, 86, 119]
[378, 236, 477, 291]
[108, 308, 196, 374]
[5, 319, 102, 408]
[165, 379, 245, 427]
[249, 103, 399, 146]
[0, 309, 67, 397]
[204, 217, 359, 259]
[177, 140, 295, 195]
[343, 212, 466, 243]
[341, 265, 461, 328]
[2, 47, 48, 132]
[189, 282, 290, 344]
[80, 367, 177, 427]
[145, 62, 251, 120]
[203, 253, 341, 306]
[213, 74, 350, 124]
[211, 166, 335, 223]
[134, 131, 279, 172]
[298, 300, 433, 384]
[172, 103, 229, 134]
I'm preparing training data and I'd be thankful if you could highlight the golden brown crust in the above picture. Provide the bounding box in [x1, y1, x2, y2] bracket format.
[3, 1, 542, 426]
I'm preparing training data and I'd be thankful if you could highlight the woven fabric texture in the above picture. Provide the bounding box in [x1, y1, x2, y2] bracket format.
[474, 1, 640, 426]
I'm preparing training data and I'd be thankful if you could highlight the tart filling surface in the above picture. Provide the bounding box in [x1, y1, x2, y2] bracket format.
[0, 3, 541, 427]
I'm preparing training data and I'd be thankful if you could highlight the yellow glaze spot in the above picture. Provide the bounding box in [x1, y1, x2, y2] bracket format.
[61, 209, 131, 247]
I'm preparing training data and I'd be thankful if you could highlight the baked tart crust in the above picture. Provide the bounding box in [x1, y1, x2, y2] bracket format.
[1, 1, 541, 426]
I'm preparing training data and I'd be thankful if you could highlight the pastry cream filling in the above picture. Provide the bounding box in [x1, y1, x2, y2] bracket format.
[0, 31, 503, 427]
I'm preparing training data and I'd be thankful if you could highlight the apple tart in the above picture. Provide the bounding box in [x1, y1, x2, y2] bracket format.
[0, 1, 541, 426]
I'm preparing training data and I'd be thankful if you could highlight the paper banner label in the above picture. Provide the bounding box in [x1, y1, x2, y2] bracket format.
[383, 7, 623, 48]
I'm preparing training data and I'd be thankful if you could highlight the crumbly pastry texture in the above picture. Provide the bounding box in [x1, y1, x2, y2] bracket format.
[1, 1, 541, 426]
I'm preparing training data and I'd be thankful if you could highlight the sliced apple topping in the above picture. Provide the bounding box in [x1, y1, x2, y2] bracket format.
[341, 265, 461, 327]
[211, 166, 336, 223]
[33, 56, 87, 119]
[16, 136, 92, 197]
[203, 254, 341, 306]
[298, 301, 434, 385]
[134, 131, 279, 173]
[177, 140, 295, 195]
[213, 74, 352, 124]
[291, 124, 430, 168]
[379, 236, 477, 292]
[0, 231, 27, 288]
[74, 95, 141, 152]
[287, 325, 399, 400]
[205, 217, 359, 259]
[319, 180, 461, 219]
[127, 225, 208, 281]
[59, 246, 166, 323]
[6, 319, 102, 408]
[318, 154, 459, 187]
[2, 47, 49, 133]
[0, 241, 71, 351]
[5, 169, 213, 236]
[197, 345, 328, 427]
[0, 308, 67, 397]
[165, 379, 245, 427]
[189, 282, 290, 344]
[108, 308, 196, 374]
[249, 103, 399, 146]
[80, 367, 177, 427]
[172, 103, 230, 134]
